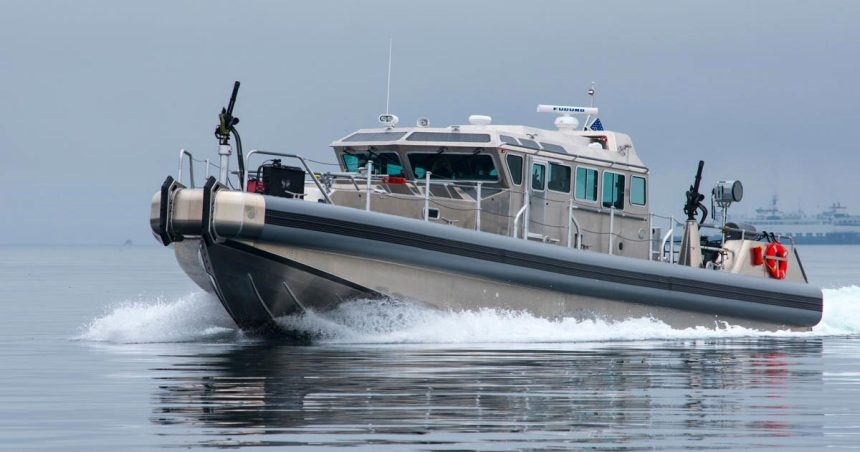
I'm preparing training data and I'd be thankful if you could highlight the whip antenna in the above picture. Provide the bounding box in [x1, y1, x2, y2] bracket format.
[377, 40, 399, 127]
[386, 39, 393, 115]
[588, 81, 596, 107]
[585, 82, 596, 130]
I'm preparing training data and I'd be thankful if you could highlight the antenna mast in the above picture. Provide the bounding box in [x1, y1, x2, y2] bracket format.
[386, 39, 393, 115]
[377, 40, 400, 127]
[588, 82, 596, 107]
[584, 82, 596, 129]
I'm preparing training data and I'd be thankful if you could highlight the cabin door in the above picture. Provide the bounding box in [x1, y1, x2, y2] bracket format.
[528, 159, 548, 239]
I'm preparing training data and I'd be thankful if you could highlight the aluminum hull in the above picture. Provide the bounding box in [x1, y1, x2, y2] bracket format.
[162, 187, 823, 334]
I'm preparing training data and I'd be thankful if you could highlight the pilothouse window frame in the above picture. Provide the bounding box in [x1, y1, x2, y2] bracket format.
[602, 170, 626, 210]
[340, 150, 405, 176]
[547, 162, 572, 194]
[506, 153, 524, 186]
[630, 175, 647, 206]
[531, 161, 547, 192]
[574, 165, 600, 204]
[405, 150, 500, 182]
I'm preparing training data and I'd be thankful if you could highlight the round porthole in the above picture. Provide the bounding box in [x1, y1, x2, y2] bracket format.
[618, 241, 624, 251]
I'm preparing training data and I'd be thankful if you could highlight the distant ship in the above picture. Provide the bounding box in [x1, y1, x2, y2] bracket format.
[733, 196, 860, 245]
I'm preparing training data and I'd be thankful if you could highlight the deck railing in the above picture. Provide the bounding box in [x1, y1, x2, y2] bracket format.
[242, 150, 332, 204]
[174, 149, 806, 274]
[177, 148, 219, 188]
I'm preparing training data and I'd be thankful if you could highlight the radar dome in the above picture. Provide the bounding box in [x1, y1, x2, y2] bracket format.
[555, 115, 580, 131]
[468, 115, 492, 126]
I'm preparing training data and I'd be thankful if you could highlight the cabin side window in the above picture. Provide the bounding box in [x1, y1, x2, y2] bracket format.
[519, 138, 540, 150]
[575, 166, 598, 202]
[540, 142, 567, 154]
[343, 131, 407, 142]
[506, 154, 523, 185]
[602, 171, 626, 209]
[531, 163, 546, 191]
[342, 152, 403, 176]
[631, 176, 647, 206]
[499, 135, 520, 146]
[548, 162, 571, 193]
[407, 153, 498, 180]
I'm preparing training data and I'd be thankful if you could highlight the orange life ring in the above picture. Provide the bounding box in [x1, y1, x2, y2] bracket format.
[764, 242, 788, 280]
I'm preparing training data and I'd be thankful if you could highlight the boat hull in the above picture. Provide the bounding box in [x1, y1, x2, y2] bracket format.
[153, 180, 824, 334]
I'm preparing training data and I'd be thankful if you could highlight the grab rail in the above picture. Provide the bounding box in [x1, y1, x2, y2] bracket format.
[244, 150, 332, 204]
[475, 182, 482, 231]
[423, 171, 432, 221]
[567, 201, 582, 249]
[178, 149, 195, 187]
[608, 206, 615, 255]
[512, 200, 529, 239]
[177, 149, 221, 188]
[365, 161, 373, 211]
[321, 172, 363, 191]
[659, 225, 675, 263]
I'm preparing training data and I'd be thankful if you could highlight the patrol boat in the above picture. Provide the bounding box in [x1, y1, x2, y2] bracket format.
[150, 82, 823, 334]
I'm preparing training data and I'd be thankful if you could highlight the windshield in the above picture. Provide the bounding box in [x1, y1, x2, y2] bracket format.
[408, 153, 498, 180]
[341, 151, 403, 176]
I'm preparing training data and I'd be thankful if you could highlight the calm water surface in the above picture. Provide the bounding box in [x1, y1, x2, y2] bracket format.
[1, 245, 859, 450]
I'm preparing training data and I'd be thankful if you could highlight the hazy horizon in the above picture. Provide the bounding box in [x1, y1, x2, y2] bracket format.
[2, 0, 857, 245]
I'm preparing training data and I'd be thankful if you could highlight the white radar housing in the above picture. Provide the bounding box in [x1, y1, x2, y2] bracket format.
[537, 104, 599, 116]
[468, 115, 492, 126]
[554, 115, 580, 130]
[378, 114, 399, 127]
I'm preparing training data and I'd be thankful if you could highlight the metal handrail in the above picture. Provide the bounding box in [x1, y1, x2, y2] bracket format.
[423, 171, 432, 221]
[323, 172, 363, 191]
[659, 228, 675, 263]
[178, 149, 222, 188]
[203, 159, 218, 179]
[365, 161, 373, 211]
[475, 182, 482, 231]
[568, 201, 582, 249]
[512, 202, 528, 239]
[699, 222, 799, 246]
[178, 149, 195, 187]
[244, 150, 332, 204]
[608, 206, 615, 255]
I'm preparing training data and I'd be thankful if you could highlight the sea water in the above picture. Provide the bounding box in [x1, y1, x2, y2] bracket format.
[1, 245, 859, 450]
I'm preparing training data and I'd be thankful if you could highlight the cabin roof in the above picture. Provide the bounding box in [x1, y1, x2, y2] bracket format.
[330, 124, 646, 170]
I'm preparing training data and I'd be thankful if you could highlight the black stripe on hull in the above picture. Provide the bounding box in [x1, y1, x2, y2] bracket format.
[264, 209, 822, 314]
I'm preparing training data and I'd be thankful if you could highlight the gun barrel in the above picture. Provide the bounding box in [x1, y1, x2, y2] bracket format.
[226, 81, 240, 117]
[692, 160, 704, 192]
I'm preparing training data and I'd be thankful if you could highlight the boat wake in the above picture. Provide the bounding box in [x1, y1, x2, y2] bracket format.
[78, 286, 860, 344]
[76, 292, 241, 344]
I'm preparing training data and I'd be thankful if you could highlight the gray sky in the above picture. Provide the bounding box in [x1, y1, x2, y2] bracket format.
[2, 0, 857, 245]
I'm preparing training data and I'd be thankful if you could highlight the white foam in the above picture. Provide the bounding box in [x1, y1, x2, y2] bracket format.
[814, 285, 860, 335]
[78, 286, 860, 345]
[280, 286, 860, 344]
[77, 292, 240, 343]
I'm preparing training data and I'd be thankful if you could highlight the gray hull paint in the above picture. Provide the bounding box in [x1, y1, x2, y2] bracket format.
[198, 196, 822, 332]
[201, 240, 381, 331]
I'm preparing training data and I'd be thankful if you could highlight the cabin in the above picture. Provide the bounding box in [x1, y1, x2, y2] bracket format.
[314, 110, 651, 259]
